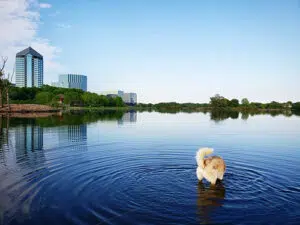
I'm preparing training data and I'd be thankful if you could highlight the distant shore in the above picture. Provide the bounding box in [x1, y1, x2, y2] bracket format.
[7, 86, 300, 113]
[68, 105, 292, 113]
[0, 104, 299, 121]
[0, 104, 298, 115]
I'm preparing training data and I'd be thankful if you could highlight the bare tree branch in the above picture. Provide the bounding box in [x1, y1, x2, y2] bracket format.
[0, 57, 8, 74]
[0, 57, 7, 108]
[0, 57, 13, 110]
[10, 63, 15, 82]
[5, 62, 15, 82]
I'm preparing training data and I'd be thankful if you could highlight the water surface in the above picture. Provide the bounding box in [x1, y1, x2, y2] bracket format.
[0, 111, 300, 224]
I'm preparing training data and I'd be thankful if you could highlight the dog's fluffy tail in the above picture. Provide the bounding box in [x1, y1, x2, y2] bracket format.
[196, 147, 214, 168]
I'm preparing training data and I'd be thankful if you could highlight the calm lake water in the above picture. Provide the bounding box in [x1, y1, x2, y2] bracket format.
[0, 111, 300, 225]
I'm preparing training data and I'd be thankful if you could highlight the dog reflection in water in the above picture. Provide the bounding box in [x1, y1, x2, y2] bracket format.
[197, 181, 225, 224]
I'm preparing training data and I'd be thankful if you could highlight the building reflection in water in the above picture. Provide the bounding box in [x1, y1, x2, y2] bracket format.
[15, 125, 43, 151]
[13, 123, 46, 170]
[58, 124, 87, 150]
[197, 181, 225, 224]
[118, 111, 137, 125]
[60, 125, 87, 142]
[0, 121, 46, 221]
[0, 119, 45, 168]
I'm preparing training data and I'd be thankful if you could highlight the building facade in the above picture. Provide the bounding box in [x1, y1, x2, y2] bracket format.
[101, 90, 137, 105]
[15, 47, 43, 88]
[122, 92, 137, 105]
[52, 74, 87, 91]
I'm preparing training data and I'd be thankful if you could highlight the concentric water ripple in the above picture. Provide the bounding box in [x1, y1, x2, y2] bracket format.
[1, 113, 300, 225]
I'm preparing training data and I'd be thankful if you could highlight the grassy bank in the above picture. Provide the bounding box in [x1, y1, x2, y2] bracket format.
[0, 104, 59, 113]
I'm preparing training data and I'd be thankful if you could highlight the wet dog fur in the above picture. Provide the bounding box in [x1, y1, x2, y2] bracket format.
[196, 148, 226, 185]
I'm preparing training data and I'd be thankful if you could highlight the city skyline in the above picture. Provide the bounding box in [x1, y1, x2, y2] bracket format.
[1, 0, 300, 103]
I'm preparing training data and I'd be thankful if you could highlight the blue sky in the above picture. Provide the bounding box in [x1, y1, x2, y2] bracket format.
[1, 0, 300, 103]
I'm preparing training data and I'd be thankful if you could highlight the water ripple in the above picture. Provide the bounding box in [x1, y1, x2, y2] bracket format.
[1, 116, 300, 225]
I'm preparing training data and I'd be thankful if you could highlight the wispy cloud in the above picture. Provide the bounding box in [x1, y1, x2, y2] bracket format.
[57, 23, 72, 29]
[31, 38, 62, 71]
[39, 3, 52, 9]
[0, 0, 62, 83]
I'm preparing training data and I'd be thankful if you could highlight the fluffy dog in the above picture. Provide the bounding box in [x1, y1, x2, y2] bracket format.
[196, 148, 226, 185]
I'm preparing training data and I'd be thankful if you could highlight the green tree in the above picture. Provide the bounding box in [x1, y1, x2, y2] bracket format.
[107, 96, 117, 106]
[292, 102, 300, 111]
[98, 95, 109, 106]
[285, 101, 293, 109]
[250, 102, 264, 109]
[229, 99, 239, 107]
[241, 98, 249, 106]
[265, 101, 283, 109]
[115, 96, 124, 107]
[35, 92, 54, 104]
[82, 92, 97, 106]
[210, 94, 229, 108]
[64, 91, 83, 106]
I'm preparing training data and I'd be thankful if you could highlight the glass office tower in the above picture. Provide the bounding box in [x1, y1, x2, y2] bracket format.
[15, 47, 43, 87]
[57, 74, 87, 91]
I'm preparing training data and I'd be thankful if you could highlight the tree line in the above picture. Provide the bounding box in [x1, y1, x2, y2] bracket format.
[136, 94, 300, 112]
[8, 85, 125, 107]
[209, 94, 300, 111]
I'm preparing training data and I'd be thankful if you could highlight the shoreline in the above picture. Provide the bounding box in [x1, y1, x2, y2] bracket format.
[69, 106, 292, 112]
[0, 104, 296, 114]
[0, 112, 61, 118]
[0, 104, 298, 120]
[0, 104, 60, 113]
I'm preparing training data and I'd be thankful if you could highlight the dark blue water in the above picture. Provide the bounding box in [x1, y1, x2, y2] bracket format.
[0, 112, 300, 224]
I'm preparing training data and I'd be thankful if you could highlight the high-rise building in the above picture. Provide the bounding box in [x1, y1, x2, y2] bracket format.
[100, 90, 137, 105]
[15, 47, 43, 88]
[52, 74, 87, 91]
[122, 92, 137, 105]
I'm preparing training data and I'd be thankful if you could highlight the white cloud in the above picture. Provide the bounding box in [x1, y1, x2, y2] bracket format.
[39, 3, 51, 8]
[32, 38, 63, 71]
[0, 0, 62, 83]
